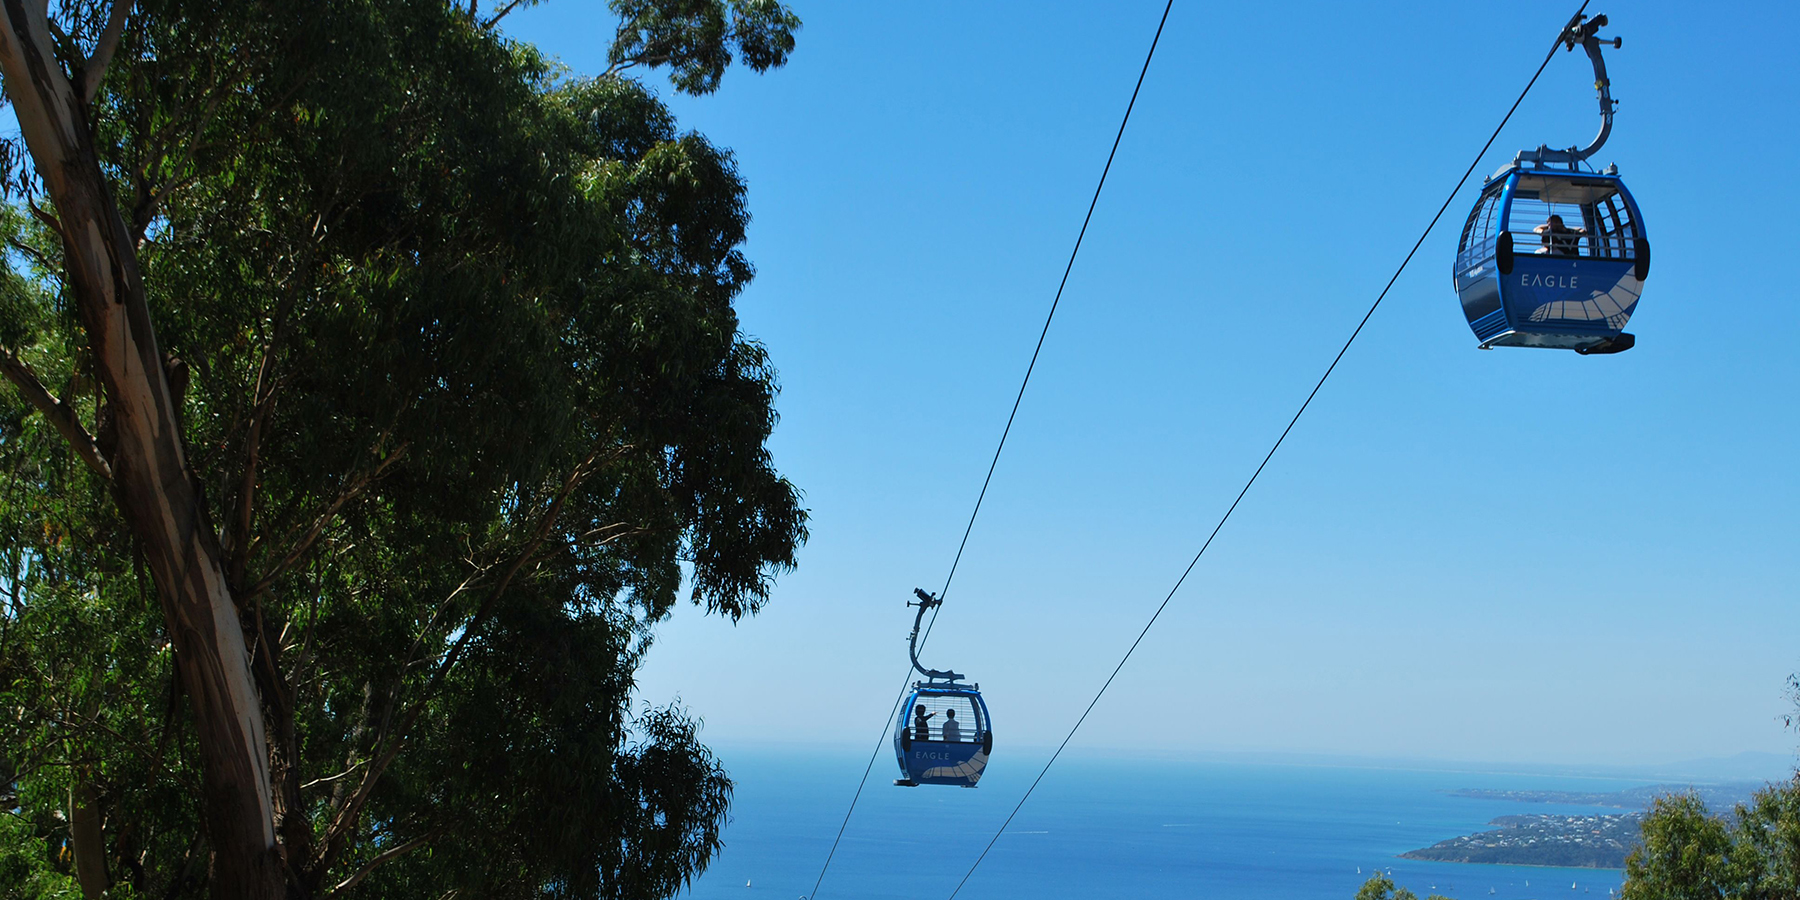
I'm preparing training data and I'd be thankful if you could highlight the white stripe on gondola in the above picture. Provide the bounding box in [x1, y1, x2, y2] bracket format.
[1526, 273, 1642, 329]
[922, 751, 989, 783]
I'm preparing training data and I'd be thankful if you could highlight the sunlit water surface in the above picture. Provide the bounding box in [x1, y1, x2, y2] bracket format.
[683, 748, 1634, 900]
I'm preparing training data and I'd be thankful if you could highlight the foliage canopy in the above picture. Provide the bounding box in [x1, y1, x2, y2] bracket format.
[0, 0, 803, 897]
[1618, 779, 1800, 900]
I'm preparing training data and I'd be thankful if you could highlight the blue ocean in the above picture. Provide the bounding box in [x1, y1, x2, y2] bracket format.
[686, 747, 1638, 900]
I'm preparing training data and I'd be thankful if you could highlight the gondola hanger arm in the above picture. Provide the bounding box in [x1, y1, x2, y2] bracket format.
[907, 589, 963, 682]
[1523, 12, 1622, 167]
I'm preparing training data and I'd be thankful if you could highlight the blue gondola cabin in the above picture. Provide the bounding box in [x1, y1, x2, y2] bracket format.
[893, 686, 992, 787]
[1454, 162, 1649, 354]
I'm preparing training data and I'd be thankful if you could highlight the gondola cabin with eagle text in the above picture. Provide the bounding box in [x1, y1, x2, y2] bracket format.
[892, 589, 993, 787]
[1454, 13, 1649, 354]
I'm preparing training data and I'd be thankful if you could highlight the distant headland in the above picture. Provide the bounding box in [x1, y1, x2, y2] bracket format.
[1401, 783, 1764, 869]
[1401, 812, 1641, 868]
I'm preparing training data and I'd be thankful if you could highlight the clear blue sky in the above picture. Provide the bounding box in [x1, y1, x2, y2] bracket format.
[503, 0, 1800, 768]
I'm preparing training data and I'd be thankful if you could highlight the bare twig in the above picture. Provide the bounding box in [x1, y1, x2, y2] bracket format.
[0, 347, 111, 480]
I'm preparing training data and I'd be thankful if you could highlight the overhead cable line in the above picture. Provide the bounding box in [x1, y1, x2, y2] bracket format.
[804, 3, 1176, 897]
[941, 5, 1591, 898]
[933, 0, 1177, 609]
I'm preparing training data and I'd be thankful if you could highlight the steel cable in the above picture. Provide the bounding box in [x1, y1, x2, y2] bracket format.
[803, 3, 1177, 897]
[942, 4, 1590, 897]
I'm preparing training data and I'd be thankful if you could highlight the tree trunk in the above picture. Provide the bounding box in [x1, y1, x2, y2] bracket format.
[0, 4, 283, 897]
[69, 774, 108, 898]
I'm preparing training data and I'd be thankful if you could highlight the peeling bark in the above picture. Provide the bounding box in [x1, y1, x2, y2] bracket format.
[0, 4, 283, 898]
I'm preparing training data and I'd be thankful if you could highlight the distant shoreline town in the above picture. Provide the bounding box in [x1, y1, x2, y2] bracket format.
[1400, 784, 1764, 869]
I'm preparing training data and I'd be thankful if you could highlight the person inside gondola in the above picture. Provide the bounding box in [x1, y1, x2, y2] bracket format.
[941, 708, 961, 743]
[913, 705, 935, 741]
[1534, 214, 1587, 257]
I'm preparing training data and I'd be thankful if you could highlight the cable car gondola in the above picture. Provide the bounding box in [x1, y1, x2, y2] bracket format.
[1454, 13, 1649, 355]
[893, 589, 992, 787]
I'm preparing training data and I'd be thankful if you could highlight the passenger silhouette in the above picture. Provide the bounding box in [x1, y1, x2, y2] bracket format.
[912, 705, 934, 741]
[1534, 214, 1587, 257]
[941, 708, 961, 743]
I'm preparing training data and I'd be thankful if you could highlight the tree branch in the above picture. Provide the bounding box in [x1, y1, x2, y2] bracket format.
[42, 17, 76, 74]
[575, 521, 653, 549]
[393, 565, 486, 682]
[129, 41, 277, 236]
[481, 0, 529, 29]
[241, 440, 407, 601]
[79, 0, 129, 104]
[228, 299, 298, 586]
[298, 760, 364, 792]
[326, 826, 445, 896]
[6, 236, 55, 273]
[0, 346, 111, 480]
[409, 443, 626, 699]
[280, 556, 331, 685]
[309, 441, 629, 879]
[229, 382, 272, 583]
[24, 196, 66, 244]
[603, 51, 676, 80]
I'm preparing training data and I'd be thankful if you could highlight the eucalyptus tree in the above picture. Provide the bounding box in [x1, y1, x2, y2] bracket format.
[1617, 680, 1800, 899]
[1620, 773, 1800, 896]
[0, 0, 804, 897]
